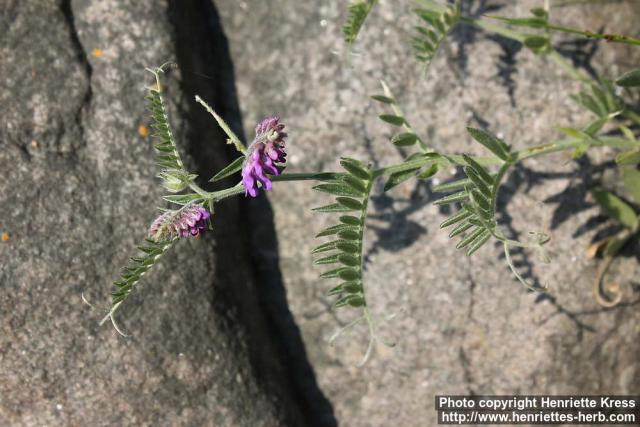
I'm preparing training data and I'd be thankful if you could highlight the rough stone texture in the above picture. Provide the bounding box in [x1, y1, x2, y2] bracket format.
[217, 1, 640, 426]
[0, 1, 303, 425]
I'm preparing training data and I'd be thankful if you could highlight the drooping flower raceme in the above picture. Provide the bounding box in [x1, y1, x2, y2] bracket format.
[242, 116, 287, 197]
[149, 204, 210, 241]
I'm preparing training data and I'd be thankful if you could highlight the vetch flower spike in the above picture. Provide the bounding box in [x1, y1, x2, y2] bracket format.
[242, 116, 287, 197]
[149, 204, 211, 241]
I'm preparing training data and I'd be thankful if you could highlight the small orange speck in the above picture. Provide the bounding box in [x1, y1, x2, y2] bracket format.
[1, 232, 9, 242]
[138, 125, 150, 138]
[92, 48, 103, 58]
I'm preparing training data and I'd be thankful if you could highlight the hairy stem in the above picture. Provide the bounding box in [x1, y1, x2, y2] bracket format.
[193, 136, 637, 203]
[490, 162, 512, 214]
[545, 23, 640, 46]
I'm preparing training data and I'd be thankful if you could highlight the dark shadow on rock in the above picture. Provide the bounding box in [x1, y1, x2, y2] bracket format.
[449, 0, 505, 78]
[542, 157, 615, 230]
[488, 34, 522, 107]
[555, 36, 601, 79]
[493, 162, 576, 289]
[168, 1, 337, 425]
[445, 0, 526, 106]
[359, 125, 430, 264]
[246, 195, 339, 427]
[367, 149, 622, 292]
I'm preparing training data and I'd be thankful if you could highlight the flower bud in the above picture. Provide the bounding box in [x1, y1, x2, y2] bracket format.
[149, 205, 211, 241]
[159, 170, 196, 193]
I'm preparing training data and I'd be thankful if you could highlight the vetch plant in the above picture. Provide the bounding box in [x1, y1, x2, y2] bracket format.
[101, 3, 640, 363]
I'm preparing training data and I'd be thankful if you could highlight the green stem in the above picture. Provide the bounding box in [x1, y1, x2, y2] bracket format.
[545, 23, 640, 46]
[195, 137, 637, 204]
[358, 172, 374, 307]
[188, 181, 210, 198]
[460, 16, 525, 42]
[210, 183, 245, 202]
[466, 13, 640, 47]
[514, 136, 637, 161]
[271, 172, 343, 182]
[490, 162, 512, 214]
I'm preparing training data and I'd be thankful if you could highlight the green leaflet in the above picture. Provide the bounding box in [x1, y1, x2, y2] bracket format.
[313, 183, 364, 197]
[434, 190, 468, 205]
[342, 175, 367, 193]
[338, 229, 360, 240]
[379, 114, 406, 126]
[466, 230, 492, 256]
[312, 203, 353, 213]
[162, 193, 204, 205]
[335, 294, 365, 308]
[336, 241, 360, 254]
[391, 132, 418, 147]
[338, 254, 360, 267]
[312, 239, 353, 254]
[343, 0, 378, 44]
[370, 95, 394, 104]
[616, 149, 640, 166]
[320, 267, 349, 279]
[592, 187, 638, 230]
[328, 284, 345, 296]
[210, 156, 245, 182]
[583, 117, 609, 136]
[571, 80, 624, 118]
[529, 7, 548, 19]
[342, 281, 363, 293]
[340, 158, 372, 180]
[466, 127, 511, 161]
[336, 197, 364, 210]
[463, 154, 494, 184]
[622, 166, 640, 204]
[339, 215, 362, 226]
[440, 208, 473, 228]
[449, 221, 473, 238]
[339, 268, 360, 281]
[417, 164, 439, 180]
[456, 227, 485, 249]
[558, 127, 588, 140]
[433, 178, 473, 192]
[616, 69, 640, 87]
[620, 126, 636, 142]
[524, 35, 549, 54]
[314, 254, 341, 265]
[316, 224, 360, 238]
[384, 167, 421, 192]
[464, 167, 490, 196]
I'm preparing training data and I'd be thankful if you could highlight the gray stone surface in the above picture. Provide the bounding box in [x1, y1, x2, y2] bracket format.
[0, 0, 302, 425]
[217, 1, 640, 426]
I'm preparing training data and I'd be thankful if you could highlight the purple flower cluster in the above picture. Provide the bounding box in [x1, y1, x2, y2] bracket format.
[149, 205, 210, 241]
[242, 116, 287, 197]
